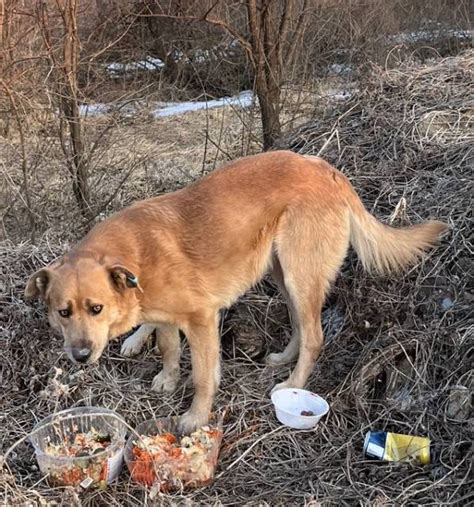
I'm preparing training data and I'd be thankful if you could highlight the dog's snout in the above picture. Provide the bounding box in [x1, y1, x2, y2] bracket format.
[72, 347, 92, 363]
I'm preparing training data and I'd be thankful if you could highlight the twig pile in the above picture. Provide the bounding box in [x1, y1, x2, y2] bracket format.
[1, 51, 472, 505]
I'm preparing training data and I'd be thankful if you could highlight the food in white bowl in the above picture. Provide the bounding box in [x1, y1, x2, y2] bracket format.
[271, 388, 329, 429]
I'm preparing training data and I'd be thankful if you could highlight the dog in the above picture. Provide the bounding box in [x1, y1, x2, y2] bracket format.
[25, 151, 447, 432]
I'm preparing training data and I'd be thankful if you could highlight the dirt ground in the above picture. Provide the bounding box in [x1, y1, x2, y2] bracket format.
[0, 52, 472, 506]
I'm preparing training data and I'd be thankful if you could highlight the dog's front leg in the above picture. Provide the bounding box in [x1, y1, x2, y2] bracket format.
[121, 324, 156, 357]
[179, 311, 220, 434]
[151, 324, 181, 393]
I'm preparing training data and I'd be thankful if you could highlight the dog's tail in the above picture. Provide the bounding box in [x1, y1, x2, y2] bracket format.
[346, 186, 448, 275]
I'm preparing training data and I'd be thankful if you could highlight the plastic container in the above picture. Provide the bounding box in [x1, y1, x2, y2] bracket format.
[271, 388, 329, 429]
[125, 414, 224, 491]
[30, 406, 127, 488]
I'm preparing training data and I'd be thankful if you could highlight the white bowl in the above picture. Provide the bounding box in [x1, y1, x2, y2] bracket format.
[271, 388, 329, 429]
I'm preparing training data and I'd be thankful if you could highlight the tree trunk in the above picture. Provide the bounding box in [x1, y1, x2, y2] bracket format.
[256, 77, 281, 151]
[62, 96, 90, 214]
[246, 0, 283, 150]
[60, 0, 91, 218]
[1, 0, 15, 137]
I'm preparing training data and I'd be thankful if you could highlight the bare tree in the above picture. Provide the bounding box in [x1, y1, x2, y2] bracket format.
[136, 0, 310, 150]
[245, 0, 309, 149]
[1, 0, 16, 137]
[37, 0, 91, 219]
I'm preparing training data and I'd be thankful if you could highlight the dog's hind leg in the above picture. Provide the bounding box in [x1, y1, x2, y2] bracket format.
[151, 324, 181, 393]
[121, 324, 156, 357]
[271, 206, 350, 392]
[266, 256, 300, 365]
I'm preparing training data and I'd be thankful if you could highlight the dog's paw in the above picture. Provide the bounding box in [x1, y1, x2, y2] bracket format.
[151, 369, 180, 393]
[178, 410, 209, 435]
[266, 352, 293, 366]
[120, 334, 146, 357]
[271, 381, 294, 394]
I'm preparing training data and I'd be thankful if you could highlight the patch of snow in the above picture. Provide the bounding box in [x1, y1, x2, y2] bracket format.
[152, 90, 255, 118]
[171, 49, 185, 62]
[389, 29, 472, 44]
[77, 91, 255, 118]
[322, 88, 357, 101]
[170, 48, 220, 64]
[192, 48, 218, 63]
[104, 43, 243, 78]
[105, 57, 164, 77]
[78, 101, 143, 117]
[139, 57, 164, 70]
[78, 103, 109, 116]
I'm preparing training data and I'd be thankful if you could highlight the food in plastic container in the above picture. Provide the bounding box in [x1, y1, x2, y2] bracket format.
[125, 414, 224, 490]
[271, 388, 329, 429]
[29, 406, 127, 488]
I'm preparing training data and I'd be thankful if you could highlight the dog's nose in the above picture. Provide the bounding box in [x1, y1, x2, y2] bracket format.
[72, 347, 92, 363]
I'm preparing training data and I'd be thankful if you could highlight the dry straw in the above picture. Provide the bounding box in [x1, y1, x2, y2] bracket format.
[1, 51, 472, 505]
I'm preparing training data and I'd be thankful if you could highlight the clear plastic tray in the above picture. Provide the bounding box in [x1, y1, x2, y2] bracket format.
[30, 406, 127, 488]
[124, 414, 224, 491]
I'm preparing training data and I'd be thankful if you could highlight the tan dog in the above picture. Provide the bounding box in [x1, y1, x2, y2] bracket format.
[25, 151, 447, 432]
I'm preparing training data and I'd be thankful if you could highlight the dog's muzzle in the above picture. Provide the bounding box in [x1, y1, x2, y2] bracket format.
[72, 347, 92, 363]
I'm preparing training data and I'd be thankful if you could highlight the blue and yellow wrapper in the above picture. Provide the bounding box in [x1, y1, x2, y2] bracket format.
[364, 431, 430, 465]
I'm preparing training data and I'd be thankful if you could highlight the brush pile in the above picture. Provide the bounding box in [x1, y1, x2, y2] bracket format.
[1, 51, 472, 505]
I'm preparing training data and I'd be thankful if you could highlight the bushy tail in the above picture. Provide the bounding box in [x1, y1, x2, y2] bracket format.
[347, 190, 448, 274]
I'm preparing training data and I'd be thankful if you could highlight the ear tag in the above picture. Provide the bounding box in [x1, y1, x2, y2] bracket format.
[126, 275, 138, 286]
[126, 275, 144, 293]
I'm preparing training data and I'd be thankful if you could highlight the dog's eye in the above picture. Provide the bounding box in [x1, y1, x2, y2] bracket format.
[58, 309, 71, 318]
[91, 304, 103, 315]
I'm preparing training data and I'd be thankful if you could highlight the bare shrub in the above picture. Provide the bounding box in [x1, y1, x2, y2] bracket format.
[0, 0, 471, 235]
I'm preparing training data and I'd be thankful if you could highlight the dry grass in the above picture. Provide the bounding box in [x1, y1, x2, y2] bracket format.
[1, 52, 473, 505]
[0, 85, 318, 245]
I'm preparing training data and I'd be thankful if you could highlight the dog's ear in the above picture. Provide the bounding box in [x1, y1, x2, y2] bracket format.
[25, 268, 53, 300]
[109, 265, 143, 292]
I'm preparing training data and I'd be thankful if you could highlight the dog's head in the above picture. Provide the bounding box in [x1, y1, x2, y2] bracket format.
[25, 254, 142, 364]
